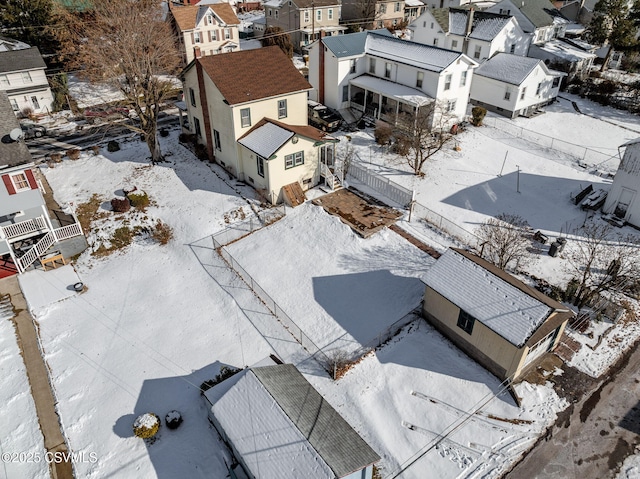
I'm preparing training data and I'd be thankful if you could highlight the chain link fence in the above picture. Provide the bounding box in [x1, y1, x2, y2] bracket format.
[411, 202, 481, 249]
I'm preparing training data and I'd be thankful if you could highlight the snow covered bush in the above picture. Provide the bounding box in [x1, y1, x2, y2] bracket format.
[110, 197, 131, 213]
[165, 410, 182, 430]
[133, 413, 160, 439]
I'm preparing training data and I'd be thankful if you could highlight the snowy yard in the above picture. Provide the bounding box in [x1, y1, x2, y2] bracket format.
[7, 93, 640, 478]
[225, 203, 434, 357]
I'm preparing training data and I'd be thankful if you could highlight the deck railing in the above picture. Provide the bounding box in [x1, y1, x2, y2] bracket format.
[1, 216, 47, 240]
[53, 223, 83, 241]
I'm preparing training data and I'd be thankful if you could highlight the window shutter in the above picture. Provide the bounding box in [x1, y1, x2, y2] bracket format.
[191, 32, 195, 44]
[2, 174, 15, 195]
[208, 30, 212, 42]
[25, 169, 38, 190]
[215, 30, 219, 41]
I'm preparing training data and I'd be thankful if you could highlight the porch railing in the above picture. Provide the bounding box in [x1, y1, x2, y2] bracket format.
[1, 216, 47, 240]
[17, 232, 55, 272]
[53, 223, 83, 241]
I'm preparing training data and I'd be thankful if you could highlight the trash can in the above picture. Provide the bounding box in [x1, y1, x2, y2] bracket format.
[556, 237, 567, 253]
[548, 242, 559, 257]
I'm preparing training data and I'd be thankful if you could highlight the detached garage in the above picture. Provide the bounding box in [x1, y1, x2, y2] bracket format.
[421, 248, 574, 382]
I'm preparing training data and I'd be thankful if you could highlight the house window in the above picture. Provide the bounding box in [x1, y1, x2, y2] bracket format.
[206, 14, 213, 25]
[499, 8, 510, 14]
[457, 310, 475, 335]
[214, 129, 221, 150]
[0, 74, 8, 86]
[416, 71, 424, 88]
[552, 77, 560, 88]
[11, 173, 30, 192]
[369, 57, 376, 74]
[520, 87, 526, 100]
[31, 96, 39, 109]
[316, 9, 322, 21]
[275, 10, 279, 19]
[194, 117, 202, 137]
[278, 99, 287, 119]
[10, 99, 18, 111]
[444, 73, 451, 90]
[194, 31, 201, 43]
[536, 82, 542, 95]
[240, 108, 251, 127]
[224, 28, 230, 39]
[342, 85, 349, 102]
[451, 39, 458, 49]
[423, 21, 426, 27]
[385, 62, 392, 78]
[257, 155, 265, 177]
[430, 22, 434, 29]
[474, 45, 481, 59]
[328, 8, 333, 19]
[268, 8, 272, 16]
[304, 10, 310, 22]
[433, 38, 438, 46]
[504, 89, 511, 100]
[394, 1, 401, 11]
[189, 88, 196, 107]
[510, 43, 515, 53]
[285, 151, 304, 169]
[350, 59, 356, 73]
[460, 70, 467, 87]
[21, 72, 32, 83]
[446, 99, 456, 112]
[379, 3, 386, 13]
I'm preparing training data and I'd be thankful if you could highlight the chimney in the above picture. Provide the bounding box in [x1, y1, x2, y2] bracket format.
[319, 32, 325, 104]
[194, 45, 202, 59]
[465, 7, 475, 37]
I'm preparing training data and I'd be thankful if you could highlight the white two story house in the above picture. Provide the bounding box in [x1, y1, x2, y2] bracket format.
[307, 30, 477, 128]
[408, 8, 530, 62]
[169, 3, 241, 65]
[182, 46, 338, 204]
[485, 0, 560, 45]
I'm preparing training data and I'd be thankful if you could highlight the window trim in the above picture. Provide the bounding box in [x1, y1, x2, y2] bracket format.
[316, 9, 322, 21]
[504, 90, 511, 100]
[21, 71, 32, 83]
[278, 99, 287, 119]
[457, 309, 475, 335]
[10, 172, 31, 192]
[520, 87, 526, 100]
[240, 108, 251, 127]
[328, 8, 333, 19]
[384, 62, 392, 79]
[460, 70, 467, 87]
[214, 129, 222, 151]
[444, 73, 452, 91]
[284, 151, 304, 169]
[369, 57, 376, 74]
[349, 58, 356, 74]
[416, 71, 424, 88]
[304, 10, 310, 22]
[257, 155, 265, 177]
[189, 88, 196, 107]
[0, 74, 8, 86]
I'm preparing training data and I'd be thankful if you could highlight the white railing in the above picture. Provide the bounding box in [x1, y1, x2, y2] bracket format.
[347, 157, 414, 208]
[53, 223, 83, 241]
[17, 232, 55, 272]
[2, 216, 47, 240]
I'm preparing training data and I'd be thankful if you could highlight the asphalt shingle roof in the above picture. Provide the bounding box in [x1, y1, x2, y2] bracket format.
[519, 0, 555, 28]
[170, 3, 239, 31]
[474, 52, 542, 85]
[449, 8, 512, 41]
[196, 46, 311, 105]
[0, 92, 33, 167]
[322, 31, 368, 58]
[0, 47, 46, 74]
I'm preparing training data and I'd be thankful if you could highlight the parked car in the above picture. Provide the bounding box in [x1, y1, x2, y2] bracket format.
[308, 100, 342, 132]
[20, 123, 47, 139]
[83, 105, 130, 123]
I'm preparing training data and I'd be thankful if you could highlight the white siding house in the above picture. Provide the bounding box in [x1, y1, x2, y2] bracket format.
[602, 139, 640, 227]
[470, 53, 564, 118]
[408, 8, 530, 61]
[485, 0, 558, 45]
[307, 30, 477, 127]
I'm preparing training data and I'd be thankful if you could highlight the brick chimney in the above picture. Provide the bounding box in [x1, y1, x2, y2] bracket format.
[194, 45, 202, 59]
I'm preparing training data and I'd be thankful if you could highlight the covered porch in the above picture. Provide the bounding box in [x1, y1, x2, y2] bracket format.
[348, 75, 433, 126]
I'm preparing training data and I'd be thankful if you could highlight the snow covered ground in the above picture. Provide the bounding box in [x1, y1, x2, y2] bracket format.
[9, 93, 640, 478]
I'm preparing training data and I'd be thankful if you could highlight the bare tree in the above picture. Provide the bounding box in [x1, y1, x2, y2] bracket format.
[566, 222, 640, 309]
[61, 0, 181, 163]
[392, 102, 456, 177]
[260, 26, 294, 58]
[476, 214, 532, 271]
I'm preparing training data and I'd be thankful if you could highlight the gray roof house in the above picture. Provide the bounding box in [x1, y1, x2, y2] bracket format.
[422, 248, 573, 381]
[0, 40, 54, 116]
[485, 0, 563, 45]
[203, 362, 380, 479]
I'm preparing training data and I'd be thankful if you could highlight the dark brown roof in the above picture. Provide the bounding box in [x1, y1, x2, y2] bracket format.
[264, 118, 336, 142]
[170, 3, 239, 31]
[198, 46, 311, 105]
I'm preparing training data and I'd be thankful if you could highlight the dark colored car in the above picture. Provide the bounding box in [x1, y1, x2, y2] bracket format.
[20, 123, 47, 139]
[308, 100, 342, 132]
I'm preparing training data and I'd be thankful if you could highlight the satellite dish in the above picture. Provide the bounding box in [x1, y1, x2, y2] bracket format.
[9, 128, 23, 141]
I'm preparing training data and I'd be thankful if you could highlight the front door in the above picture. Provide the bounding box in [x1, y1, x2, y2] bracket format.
[614, 188, 635, 219]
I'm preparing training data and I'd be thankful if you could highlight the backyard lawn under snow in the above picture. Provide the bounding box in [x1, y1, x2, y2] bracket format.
[5, 93, 640, 478]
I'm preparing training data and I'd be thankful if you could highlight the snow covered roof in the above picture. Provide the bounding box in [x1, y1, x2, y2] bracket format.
[405, 0, 426, 6]
[365, 31, 464, 72]
[351, 75, 433, 107]
[204, 364, 380, 479]
[0, 36, 30, 52]
[321, 30, 390, 58]
[449, 9, 513, 41]
[536, 39, 596, 61]
[474, 53, 559, 85]
[422, 248, 558, 347]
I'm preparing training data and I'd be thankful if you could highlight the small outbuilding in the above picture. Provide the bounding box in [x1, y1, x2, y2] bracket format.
[422, 248, 574, 382]
[204, 362, 380, 479]
[602, 139, 640, 227]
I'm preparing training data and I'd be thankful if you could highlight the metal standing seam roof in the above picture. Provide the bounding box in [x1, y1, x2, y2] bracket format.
[473, 53, 543, 85]
[253, 365, 381, 478]
[350, 75, 433, 106]
[422, 249, 553, 347]
[449, 9, 512, 41]
[365, 32, 462, 73]
[238, 121, 294, 158]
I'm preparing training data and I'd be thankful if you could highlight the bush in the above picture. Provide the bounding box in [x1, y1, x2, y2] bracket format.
[110, 226, 134, 249]
[133, 413, 160, 439]
[471, 106, 487, 126]
[374, 121, 393, 146]
[91, 145, 100, 156]
[110, 197, 131, 213]
[50, 153, 63, 163]
[194, 143, 208, 161]
[66, 148, 81, 160]
[127, 191, 150, 210]
[159, 128, 169, 137]
[107, 140, 120, 152]
[178, 132, 196, 143]
[152, 220, 174, 245]
[165, 410, 183, 430]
